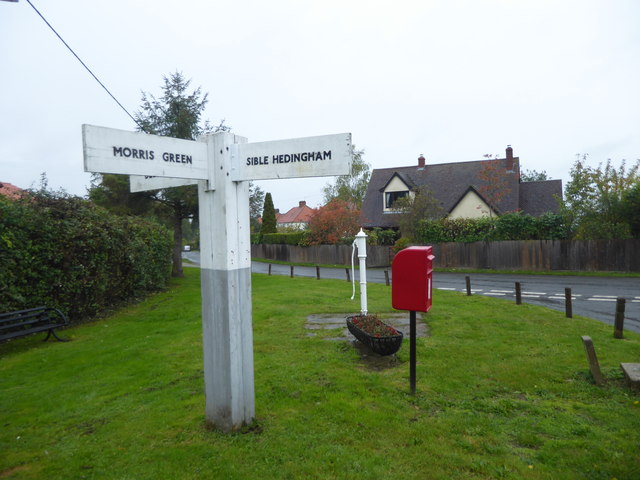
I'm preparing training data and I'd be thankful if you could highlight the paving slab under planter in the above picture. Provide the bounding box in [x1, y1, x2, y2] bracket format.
[306, 312, 430, 369]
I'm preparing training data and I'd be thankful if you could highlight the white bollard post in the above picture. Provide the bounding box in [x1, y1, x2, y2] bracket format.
[354, 228, 368, 315]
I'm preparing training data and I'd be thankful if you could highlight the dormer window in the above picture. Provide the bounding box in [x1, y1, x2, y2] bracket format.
[381, 172, 413, 212]
[385, 190, 409, 209]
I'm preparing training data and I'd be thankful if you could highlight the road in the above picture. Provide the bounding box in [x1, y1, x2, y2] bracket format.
[183, 251, 640, 333]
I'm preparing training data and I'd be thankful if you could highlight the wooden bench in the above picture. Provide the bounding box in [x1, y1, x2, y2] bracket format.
[620, 363, 640, 390]
[0, 307, 69, 342]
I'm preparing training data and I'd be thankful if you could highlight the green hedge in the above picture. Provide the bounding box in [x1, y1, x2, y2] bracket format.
[252, 228, 399, 246]
[256, 232, 308, 245]
[0, 193, 172, 322]
[414, 212, 568, 244]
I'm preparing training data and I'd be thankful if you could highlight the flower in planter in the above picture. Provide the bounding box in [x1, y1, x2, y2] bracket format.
[349, 314, 400, 337]
[347, 314, 403, 355]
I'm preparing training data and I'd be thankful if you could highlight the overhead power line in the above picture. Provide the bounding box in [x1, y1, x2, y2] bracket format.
[23, 0, 144, 130]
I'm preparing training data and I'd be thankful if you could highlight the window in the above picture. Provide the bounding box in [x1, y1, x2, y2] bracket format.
[385, 190, 409, 209]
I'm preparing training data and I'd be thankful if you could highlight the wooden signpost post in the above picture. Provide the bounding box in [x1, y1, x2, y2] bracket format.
[83, 125, 352, 432]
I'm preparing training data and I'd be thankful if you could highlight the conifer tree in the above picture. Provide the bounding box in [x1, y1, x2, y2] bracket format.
[261, 192, 277, 233]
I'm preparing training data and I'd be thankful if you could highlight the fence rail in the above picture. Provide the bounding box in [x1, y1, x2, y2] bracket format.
[251, 244, 393, 267]
[251, 239, 640, 272]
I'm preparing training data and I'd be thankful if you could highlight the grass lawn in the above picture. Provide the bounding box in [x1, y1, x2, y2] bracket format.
[1, 268, 639, 479]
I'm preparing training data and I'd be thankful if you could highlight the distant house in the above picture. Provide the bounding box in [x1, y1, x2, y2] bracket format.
[0, 182, 26, 200]
[360, 146, 562, 229]
[276, 200, 315, 230]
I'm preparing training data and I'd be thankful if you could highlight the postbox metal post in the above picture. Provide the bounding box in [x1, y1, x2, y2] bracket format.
[354, 228, 368, 315]
[410, 310, 417, 395]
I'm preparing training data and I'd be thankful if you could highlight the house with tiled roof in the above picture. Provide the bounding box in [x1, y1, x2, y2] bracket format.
[0, 182, 26, 200]
[360, 146, 562, 229]
[276, 200, 315, 230]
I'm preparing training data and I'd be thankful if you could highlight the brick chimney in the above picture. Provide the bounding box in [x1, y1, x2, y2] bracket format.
[418, 154, 426, 168]
[505, 145, 514, 171]
[299, 201, 306, 208]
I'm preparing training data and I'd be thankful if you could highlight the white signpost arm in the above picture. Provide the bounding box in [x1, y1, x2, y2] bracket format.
[198, 132, 255, 431]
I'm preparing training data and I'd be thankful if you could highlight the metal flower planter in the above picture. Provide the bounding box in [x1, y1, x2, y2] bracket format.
[346, 316, 403, 356]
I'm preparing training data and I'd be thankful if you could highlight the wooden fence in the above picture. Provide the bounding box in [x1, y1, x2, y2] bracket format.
[251, 244, 393, 268]
[251, 239, 640, 272]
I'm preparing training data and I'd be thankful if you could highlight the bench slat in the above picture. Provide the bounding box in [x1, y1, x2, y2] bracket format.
[0, 307, 69, 342]
[0, 307, 49, 321]
[0, 323, 60, 341]
[0, 312, 46, 326]
[0, 315, 65, 330]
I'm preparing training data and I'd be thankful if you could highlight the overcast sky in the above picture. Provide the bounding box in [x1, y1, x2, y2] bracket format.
[2, 0, 639, 212]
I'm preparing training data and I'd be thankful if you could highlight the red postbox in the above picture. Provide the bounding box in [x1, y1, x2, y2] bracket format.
[392, 246, 434, 312]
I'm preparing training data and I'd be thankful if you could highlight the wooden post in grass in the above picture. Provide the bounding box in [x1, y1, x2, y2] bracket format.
[581, 336, 605, 385]
[614, 298, 626, 339]
[316, 265, 320, 280]
[290, 265, 294, 278]
[515, 282, 522, 305]
[565, 288, 572, 318]
[345, 268, 350, 282]
[384, 270, 390, 286]
[465, 276, 471, 296]
[268, 264, 272, 276]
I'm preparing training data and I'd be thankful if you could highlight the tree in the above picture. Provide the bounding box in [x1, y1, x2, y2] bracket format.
[135, 71, 223, 139]
[322, 146, 370, 207]
[393, 185, 445, 240]
[521, 169, 550, 182]
[249, 182, 265, 233]
[89, 72, 228, 277]
[88, 173, 157, 217]
[561, 154, 639, 239]
[307, 199, 361, 245]
[261, 192, 277, 233]
[621, 181, 640, 238]
[478, 156, 511, 217]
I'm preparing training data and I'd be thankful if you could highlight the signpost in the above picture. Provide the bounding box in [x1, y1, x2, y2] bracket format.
[83, 125, 352, 431]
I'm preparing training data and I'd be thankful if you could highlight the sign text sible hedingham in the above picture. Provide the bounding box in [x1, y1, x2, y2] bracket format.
[83, 125, 352, 432]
